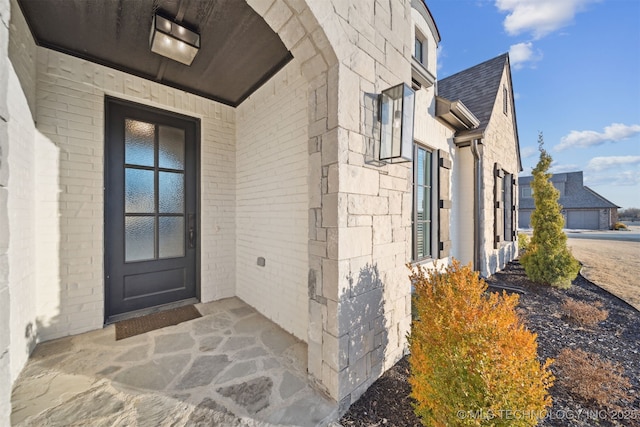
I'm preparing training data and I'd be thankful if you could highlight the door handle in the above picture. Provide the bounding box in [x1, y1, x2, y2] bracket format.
[188, 214, 196, 249]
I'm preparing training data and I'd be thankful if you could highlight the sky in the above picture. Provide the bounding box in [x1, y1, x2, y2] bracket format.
[427, 0, 640, 209]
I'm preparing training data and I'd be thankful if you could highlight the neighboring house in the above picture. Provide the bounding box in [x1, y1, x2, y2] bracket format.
[519, 171, 620, 230]
[0, 0, 522, 422]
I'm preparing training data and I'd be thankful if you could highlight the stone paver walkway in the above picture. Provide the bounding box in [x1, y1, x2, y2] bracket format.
[11, 298, 338, 426]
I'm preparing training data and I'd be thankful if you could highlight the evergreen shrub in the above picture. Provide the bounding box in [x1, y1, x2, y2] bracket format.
[520, 133, 579, 288]
[408, 260, 554, 426]
[517, 233, 530, 254]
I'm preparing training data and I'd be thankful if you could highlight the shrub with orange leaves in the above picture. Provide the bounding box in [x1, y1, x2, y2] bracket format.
[408, 260, 554, 426]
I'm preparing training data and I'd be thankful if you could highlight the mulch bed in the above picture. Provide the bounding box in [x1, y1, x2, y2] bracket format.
[340, 260, 640, 427]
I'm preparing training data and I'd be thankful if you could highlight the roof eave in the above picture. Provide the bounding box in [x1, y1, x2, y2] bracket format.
[435, 96, 480, 131]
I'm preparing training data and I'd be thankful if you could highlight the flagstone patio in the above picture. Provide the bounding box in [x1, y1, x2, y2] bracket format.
[11, 298, 338, 426]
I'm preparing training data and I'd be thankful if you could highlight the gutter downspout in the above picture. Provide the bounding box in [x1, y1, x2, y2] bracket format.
[470, 139, 483, 272]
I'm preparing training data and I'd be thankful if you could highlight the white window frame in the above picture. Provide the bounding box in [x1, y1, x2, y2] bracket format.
[414, 29, 427, 67]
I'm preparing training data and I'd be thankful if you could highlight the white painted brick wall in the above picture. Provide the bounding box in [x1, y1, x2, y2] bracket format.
[7, 0, 36, 116]
[7, 65, 37, 382]
[33, 47, 237, 339]
[235, 59, 309, 342]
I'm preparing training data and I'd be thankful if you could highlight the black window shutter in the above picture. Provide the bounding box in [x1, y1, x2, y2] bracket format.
[494, 163, 504, 249]
[512, 177, 517, 240]
[438, 151, 451, 258]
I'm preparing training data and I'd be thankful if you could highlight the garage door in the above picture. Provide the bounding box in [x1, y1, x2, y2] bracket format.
[518, 210, 532, 229]
[567, 210, 599, 229]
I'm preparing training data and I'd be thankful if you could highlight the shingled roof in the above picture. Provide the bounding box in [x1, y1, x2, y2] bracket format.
[519, 172, 620, 209]
[438, 53, 509, 134]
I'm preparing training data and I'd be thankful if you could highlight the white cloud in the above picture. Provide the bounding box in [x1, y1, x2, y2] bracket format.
[555, 123, 640, 151]
[495, 0, 599, 39]
[587, 156, 640, 172]
[509, 42, 543, 69]
[549, 163, 580, 173]
[585, 170, 640, 187]
[521, 146, 537, 158]
[436, 45, 445, 71]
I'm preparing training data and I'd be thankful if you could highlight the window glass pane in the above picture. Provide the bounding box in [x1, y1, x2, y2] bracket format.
[417, 185, 424, 220]
[159, 217, 184, 258]
[423, 186, 431, 220]
[414, 145, 433, 260]
[159, 126, 185, 170]
[125, 216, 155, 262]
[125, 168, 155, 213]
[417, 147, 425, 183]
[159, 172, 184, 213]
[422, 222, 430, 257]
[416, 222, 424, 258]
[125, 119, 155, 167]
[424, 150, 432, 186]
[416, 222, 431, 258]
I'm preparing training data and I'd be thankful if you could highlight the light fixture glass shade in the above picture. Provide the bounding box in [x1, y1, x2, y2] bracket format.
[150, 14, 200, 66]
[379, 83, 415, 163]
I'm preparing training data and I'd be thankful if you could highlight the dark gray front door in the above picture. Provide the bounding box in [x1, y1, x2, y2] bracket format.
[105, 98, 199, 321]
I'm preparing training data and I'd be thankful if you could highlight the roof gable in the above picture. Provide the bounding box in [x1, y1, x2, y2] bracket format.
[518, 172, 620, 209]
[438, 53, 508, 133]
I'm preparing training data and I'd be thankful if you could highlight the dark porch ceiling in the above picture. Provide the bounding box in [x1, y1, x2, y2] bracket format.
[17, 0, 292, 107]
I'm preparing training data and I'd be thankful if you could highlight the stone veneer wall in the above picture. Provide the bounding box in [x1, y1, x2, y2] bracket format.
[249, 0, 422, 407]
[0, 0, 10, 422]
[479, 65, 519, 276]
[1, 0, 443, 411]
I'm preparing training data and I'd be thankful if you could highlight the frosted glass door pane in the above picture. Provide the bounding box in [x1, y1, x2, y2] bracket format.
[159, 126, 185, 170]
[125, 216, 155, 262]
[125, 119, 155, 167]
[159, 172, 184, 213]
[159, 217, 184, 258]
[125, 168, 155, 213]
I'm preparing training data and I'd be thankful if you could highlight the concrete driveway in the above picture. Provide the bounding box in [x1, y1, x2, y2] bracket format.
[565, 229, 640, 243]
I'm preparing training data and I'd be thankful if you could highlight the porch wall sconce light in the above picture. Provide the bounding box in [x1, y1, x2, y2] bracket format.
[378, 83, 416, 163]
[150, 14, 200, 66]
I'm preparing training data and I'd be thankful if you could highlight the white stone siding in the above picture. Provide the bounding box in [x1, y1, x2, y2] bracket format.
[1, 0, 17, 421]
[6, 66, 38, 383]
[29, 47, 238, 340]
[479, 66, 519, 276]
[235, 59, 309, 342]
[0, 103, 9, 427]
[307, 0, 417, 406]
[0, 0, 488, 411]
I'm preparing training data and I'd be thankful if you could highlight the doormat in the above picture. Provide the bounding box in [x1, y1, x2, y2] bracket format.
[115, 305, 202, 340]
